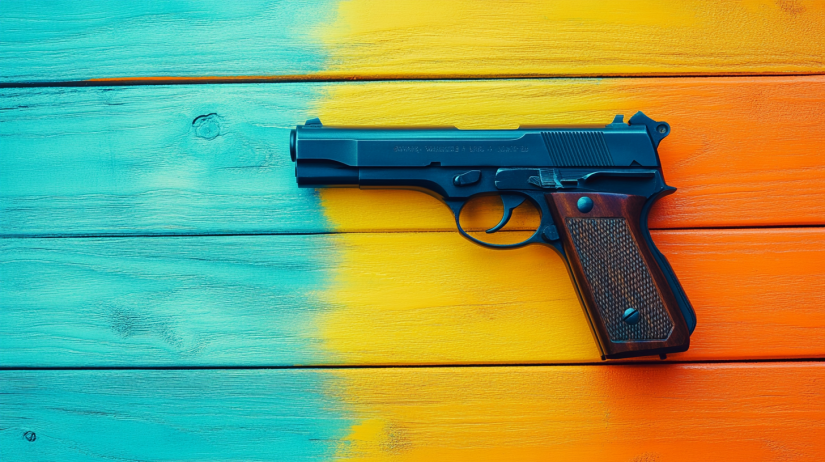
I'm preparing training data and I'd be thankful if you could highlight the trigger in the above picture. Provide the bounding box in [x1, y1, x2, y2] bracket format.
[486, 194, 526, 234]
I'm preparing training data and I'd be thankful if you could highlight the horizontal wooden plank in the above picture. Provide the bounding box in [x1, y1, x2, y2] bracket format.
[2, 1, 823, 82]
[2, 77, 824, 236]
[0, 83, 328, 235]
[2, 228, 823, 367]
[0, 0, 333, 83]
[1, 364, 823, 461]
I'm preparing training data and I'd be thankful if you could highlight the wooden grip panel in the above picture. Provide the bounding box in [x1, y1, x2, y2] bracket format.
[565, 217, 674, 341]
[546, 192, 691, 359]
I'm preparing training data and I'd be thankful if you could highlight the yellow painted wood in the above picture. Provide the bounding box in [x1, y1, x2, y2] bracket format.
[318, 230, 597, 363]
[321, 0, 825, 77]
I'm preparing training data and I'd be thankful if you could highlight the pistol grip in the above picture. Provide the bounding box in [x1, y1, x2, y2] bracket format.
[546, 192, 692, 360]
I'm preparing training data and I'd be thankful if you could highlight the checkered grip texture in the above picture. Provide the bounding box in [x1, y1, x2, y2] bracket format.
[566, 217, 673, 341]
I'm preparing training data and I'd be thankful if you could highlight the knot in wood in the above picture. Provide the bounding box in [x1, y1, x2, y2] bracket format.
[193, 113, 221, 140]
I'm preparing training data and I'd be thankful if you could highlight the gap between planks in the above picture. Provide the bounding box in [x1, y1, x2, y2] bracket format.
[2, 72, 825, 88]
[3, 357, 824, 371]
[3, 224, 824, 240]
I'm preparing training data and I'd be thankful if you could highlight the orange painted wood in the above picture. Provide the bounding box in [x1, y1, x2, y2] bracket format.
[330, 363, 825, 461]
[652, 228, 825, 362]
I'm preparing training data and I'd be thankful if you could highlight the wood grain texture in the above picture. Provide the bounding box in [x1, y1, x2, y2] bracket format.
[0, 84, 329, 236]
[3, 77, 824, 236]
[2, 228, 823, 367]
[3, 2, 823, 459]
[321, 0, 825, 78]
[1, 364, 823, 461]
[0, 234, 339, 367]
[0, 0, 335, 83]
[2, 1, 823, 83]
[0, 369, 353, 461]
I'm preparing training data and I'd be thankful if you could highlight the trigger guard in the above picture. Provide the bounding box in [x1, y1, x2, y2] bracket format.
[450, 194, 547, 250]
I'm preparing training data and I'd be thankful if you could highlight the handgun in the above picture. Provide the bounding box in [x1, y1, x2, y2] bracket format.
[289, 112, 696, 359]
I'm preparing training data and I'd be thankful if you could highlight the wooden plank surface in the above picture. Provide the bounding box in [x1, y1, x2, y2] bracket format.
[0, 0, 334, 83]
[3, 228, 823, 367]
[0, 83, 327, 236]
[2, 1, 824, 83]
[3, 76, 824, 236]
[3, 3, 823, 461]
[1, 364, 823, 461]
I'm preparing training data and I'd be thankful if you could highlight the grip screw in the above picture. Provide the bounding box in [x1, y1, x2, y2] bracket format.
[622, 308, 640, 325]
[577, 196, 594, 213]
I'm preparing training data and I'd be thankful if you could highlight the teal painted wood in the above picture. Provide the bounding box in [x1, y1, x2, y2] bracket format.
[0, 0, 334, 83]
[0, 370, 354, 461]
[1, 84, 331, 236]
[0, 235, 342, 368]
